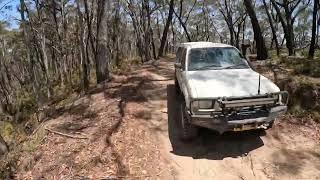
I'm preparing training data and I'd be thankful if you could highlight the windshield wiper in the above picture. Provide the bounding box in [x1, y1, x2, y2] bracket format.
[194, 64, 221, 70]
[221, 63, 248, 69]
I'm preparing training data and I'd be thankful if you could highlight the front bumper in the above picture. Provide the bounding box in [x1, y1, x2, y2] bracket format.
[187, 105, 287, 134]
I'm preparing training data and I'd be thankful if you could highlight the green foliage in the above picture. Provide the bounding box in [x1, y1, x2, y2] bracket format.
[22, 128, 46, 153]
[293, 59, 320, 77]
[16, 90, 37, 114]
[315, 50, 320, 58]
[0, 121, 14, 140]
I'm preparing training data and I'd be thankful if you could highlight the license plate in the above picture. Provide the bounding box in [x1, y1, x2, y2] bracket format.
[233, 124, 256, 131]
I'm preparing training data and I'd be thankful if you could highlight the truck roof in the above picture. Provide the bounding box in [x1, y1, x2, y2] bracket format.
[178, 42, 233, 49]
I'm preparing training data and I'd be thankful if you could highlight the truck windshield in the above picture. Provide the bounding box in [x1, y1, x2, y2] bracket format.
[188, 47, 249, 71]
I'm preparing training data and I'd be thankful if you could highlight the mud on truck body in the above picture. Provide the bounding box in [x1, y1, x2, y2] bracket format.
[174, 42, 288, 140]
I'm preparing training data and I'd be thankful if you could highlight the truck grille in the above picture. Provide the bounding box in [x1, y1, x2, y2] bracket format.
[226, 109, 269, 121]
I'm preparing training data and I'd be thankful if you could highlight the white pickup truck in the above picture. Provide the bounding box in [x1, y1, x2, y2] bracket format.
[174, 42, 288, 140]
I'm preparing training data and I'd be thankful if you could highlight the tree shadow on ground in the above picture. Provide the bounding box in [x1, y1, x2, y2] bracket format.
[166, 84, 264, 160]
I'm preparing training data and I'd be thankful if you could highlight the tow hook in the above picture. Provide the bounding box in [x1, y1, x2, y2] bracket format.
[258, 123, 269, 130]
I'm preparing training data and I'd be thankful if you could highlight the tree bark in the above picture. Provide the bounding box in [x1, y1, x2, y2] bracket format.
[145, 0, 156, 59]
[76, 0, 89, 90]
[308, 0, 319, 59]
[158, 0, 174, 57]
[244, 0, 268, 60]
[95, 0, 110, 83]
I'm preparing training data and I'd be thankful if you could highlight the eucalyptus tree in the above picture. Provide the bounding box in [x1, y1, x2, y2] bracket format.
[216, 0, 247, 49]
[309, 0, 319, 58]
[172, 0, 196, 42]
[125, 0, 159, 62]
[270, 0, 311, 55]
[244, 0, 268, 60]
[262, 0, 280, 56]
[158, 0, 174, 57]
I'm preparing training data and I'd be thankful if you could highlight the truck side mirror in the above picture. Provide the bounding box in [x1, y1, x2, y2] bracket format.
[175, 63, 182, 69]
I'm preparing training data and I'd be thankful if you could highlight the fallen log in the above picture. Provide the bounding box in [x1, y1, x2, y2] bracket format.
[45, 127, 88, 139]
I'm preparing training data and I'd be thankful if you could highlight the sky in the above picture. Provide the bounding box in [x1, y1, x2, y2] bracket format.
[0, 0, 20, 29]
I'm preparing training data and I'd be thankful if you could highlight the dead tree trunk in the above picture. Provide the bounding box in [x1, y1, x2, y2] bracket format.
[244, 0, 268, 60]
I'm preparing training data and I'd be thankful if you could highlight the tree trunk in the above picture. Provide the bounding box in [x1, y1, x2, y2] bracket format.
[142, 0, 152, 61]
[171, 20, 175, 53]
[0, 134, 8, 155]
[308, 0, 319, 59]
[316, 16, 320, 47]
[263, 0, 280, 56]
[40, 32, 53, 98]
[158, 0, 174, 57]
[95, 0, 109, 83]
[270, 0, 298, 56]
[173, 10, 192, 42]
[76, 0, 89, 90]
[146, 1, 156, 59]
[286, 22, 295, 55]
[244, 0, 268, 60]
[228, 25, 235, 46]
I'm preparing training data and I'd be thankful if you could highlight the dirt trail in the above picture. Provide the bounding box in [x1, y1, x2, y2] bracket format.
[15, 57, 320, 179]
[136, 57, 320, 180]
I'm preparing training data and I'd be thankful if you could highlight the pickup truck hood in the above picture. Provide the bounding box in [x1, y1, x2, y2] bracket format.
[187, 69, 280, 98]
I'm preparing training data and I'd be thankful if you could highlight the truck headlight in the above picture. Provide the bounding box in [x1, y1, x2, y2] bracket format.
[199, 100, 213, 109]
[191, 100, 213, 112]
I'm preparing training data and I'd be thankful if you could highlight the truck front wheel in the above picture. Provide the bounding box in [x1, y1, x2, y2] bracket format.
[179, 100, 198, 141]
[174, 78, 180, 95]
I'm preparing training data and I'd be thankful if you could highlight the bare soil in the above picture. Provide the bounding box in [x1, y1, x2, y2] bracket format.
[14, 57, 320, 179]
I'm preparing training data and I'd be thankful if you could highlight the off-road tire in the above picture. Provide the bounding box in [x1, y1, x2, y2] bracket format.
[179, 99, 198, 141]
[174, 78, 180, 94]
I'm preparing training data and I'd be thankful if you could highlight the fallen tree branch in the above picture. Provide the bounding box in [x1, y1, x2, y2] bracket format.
[31, 121, 45, 135]
[45, 127, 88, 139]
[149, 78, 173, 81]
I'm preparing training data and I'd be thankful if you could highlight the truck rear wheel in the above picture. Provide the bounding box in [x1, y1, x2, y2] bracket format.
[179, 99, 198, 141]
